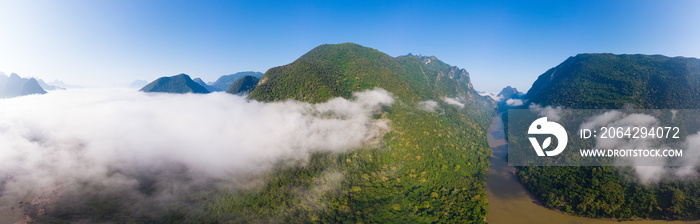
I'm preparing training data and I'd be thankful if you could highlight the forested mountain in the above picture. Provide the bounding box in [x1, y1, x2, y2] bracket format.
[209, 71, 263, 91]
[497, 86, 520, 99]
[225, 43, 495, 223]
[526, 53, 700, 109]
[225, 75, 259, 95]
[251, 44, 490, 105]
[0, 72, 47, 98]
[518, 53, 700, 220]
[139, 74, 210, 94]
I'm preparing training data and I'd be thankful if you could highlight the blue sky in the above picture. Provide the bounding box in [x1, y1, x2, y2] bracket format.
[0, 0, 698, 91]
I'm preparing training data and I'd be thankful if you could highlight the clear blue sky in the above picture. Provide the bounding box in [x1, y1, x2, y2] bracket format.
[0, 0, 698, 91]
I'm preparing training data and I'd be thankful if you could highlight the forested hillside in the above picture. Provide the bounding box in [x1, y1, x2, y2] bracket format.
[210, 71, 264, 91]
[217, 43, 497, 223]
[226, 75, 259, 95]
[526, 53, 700, 109]
[519, 53, 700, 220]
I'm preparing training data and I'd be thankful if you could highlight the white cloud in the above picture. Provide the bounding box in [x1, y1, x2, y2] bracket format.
[0, 88, 394, 215]
[478, 92, 502, 102]
[579, 111, 700, 184]
[443, 97, 464, 108]
[505, 98, 524, 106]
[528, 104, 563, 121]
[676, 132, 700, 178]
[417, 100, 438, 112]
[578, 111, 622, 131]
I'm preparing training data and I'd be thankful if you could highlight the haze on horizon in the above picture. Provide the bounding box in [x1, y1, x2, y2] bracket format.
[0, 0, 699, 92]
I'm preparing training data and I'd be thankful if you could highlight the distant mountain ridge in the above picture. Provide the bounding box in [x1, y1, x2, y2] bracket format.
[140, 73, 266, 94]
[226, 75, 259, 95]
[128, 80, 149, 89]
[0, 72, 47, 98]
[140, 74, 210, 94]
[36, 79, 65, 91]
[48, 80, 83, 89]
[193, 78, 222, 92]
[208, 71, 263, 91]
[497, 86, 521, 99]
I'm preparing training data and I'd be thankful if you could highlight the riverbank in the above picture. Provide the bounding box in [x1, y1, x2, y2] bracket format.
[484, 114, 697, 224]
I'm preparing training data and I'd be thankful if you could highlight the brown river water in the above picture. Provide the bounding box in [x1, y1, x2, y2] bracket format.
[485, 114, 698, 224]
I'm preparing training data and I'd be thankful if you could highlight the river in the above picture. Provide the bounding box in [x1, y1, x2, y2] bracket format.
[485, 114, 698, 224]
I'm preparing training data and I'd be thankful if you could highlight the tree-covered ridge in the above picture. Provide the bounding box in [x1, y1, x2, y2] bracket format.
[526, 53, 700, 109]
[210, 42, 496, 223]
[226, 75, 259, 95]
[250, 43, 491, 107]
[519, 53, 700, 220]
[199, 103, 493, 223]
[210, 71, 264, 91]
[252, 43, 411, 103]
[497, 86, 520, 99]
[139, 73, 210, 94]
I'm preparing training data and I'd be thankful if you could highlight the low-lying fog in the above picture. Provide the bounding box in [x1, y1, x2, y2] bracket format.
[0, 88, 393, 220]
